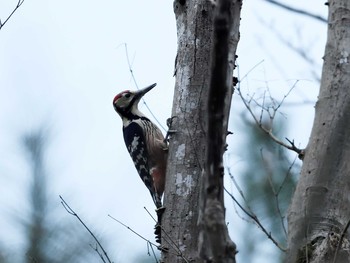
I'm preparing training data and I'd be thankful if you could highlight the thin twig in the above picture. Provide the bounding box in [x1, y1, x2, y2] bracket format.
[109, 214, 186, 258]
[238, 60, 265, 83]
[237, 81, 304, 158]
[261, 0, 327, 23]
[0, 0, 25, 30]
[110, 213, 189, 261]
[285, 138, 305, 159]
[108, 214, 160, 248]
[147, 242, 159, 263]
[224, 188, 287, 252]
[275, 81, 298, 112]
[89, 244, 107, 263]
[260, 149, 296, 238]
[332, 218, 350, 263]
[276, 155, 297, 196]
[123, 44, 167, 132]
[59, 196, 112, 263]
[108, 214, 188, 261]
[227, 167, 254, 214]
[259, 91, 266, 124]
[143, 206, 158, 224]
[225, 166, 254, 223]
[257, 15, 322, 82]
[143, 207, 189, 262]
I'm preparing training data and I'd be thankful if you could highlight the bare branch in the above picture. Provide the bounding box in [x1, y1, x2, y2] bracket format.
[238, 60, 265, 83]
[332, 218, 350, 263]
[0, 0, 25, 31]
[108, 214, 159, 248]
[59, 196, 112, 263]
[261, 150, 297, 238]
[224, 188, 287, 252]
[122, 43, 167, 132]
[89, 244, 107, 263]
[261, 0, 327, 23]
[226, 166, 288, 251]
[237, 82, 305, 159]
[257, 16, 322, 82]
[108, 214, 188, 262]
[147, 243, 159, 263]
[143, 207, 185, 257]
[226, 167, 255, 215]
[285, 138, 305, 159]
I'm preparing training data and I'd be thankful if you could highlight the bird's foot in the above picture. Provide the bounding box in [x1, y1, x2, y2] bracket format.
[156, 206, 166, 216]
[154, 206, 166, 244]
[164, 116, 177, 143]
[154, 223, 162, 244]
[157, 244, 169, 252]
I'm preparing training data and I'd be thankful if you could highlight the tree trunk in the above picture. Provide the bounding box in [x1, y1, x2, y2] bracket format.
[161, 0, 241, 262]
[161, 1, 213, 261]
[198, 0, 241, 262]
[287, 0, 350, 262]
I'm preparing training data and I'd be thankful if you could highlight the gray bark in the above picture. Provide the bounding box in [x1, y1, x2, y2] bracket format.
[161, 0, 241, 262]
[198, 0, 241, 262]
[287, 0, 350, 262]
[161, 1, 214, 261]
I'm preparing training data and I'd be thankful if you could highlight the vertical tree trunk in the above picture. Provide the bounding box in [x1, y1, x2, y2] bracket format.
[161, 0, 241, 262]
[199, 0, 241, 262]
[161, 1, 214, 261]
[287, 0, 350, 262]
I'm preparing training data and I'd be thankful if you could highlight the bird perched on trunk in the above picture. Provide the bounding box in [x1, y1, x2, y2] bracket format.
[113, 83, 167, 244]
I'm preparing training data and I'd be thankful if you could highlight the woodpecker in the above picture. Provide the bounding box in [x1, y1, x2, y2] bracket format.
[113, 83, 167, 211]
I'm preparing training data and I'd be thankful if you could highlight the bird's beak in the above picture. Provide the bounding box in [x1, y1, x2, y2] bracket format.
[135, 83, 157, 99]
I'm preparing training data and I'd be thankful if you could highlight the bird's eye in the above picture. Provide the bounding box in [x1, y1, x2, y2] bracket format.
[124, 93, 131, 98]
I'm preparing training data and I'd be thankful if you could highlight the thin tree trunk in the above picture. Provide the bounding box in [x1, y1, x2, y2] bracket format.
[199, 0, 241, 262]
[161, 0, 241, 262]
[287, 0, 350, 262]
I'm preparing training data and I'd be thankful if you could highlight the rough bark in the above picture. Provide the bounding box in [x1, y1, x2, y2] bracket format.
[161, 0, 241, 262]
[287, 1, 350, 262]
[198, 0, 241, 262]
[161, 1, 215, 261]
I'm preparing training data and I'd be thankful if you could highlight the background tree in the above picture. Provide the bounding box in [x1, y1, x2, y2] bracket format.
[236, 117, 297, 262]
[0, 0, 333, 262]
[14, 129, 101, 263]
[0, 247, 6, 263]
[287, 0, 350, 262]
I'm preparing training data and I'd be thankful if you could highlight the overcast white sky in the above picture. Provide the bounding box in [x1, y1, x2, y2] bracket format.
[0, 1, 327, 262]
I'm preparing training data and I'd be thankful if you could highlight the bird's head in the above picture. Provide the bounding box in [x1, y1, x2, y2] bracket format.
[113, 83, 157, 118]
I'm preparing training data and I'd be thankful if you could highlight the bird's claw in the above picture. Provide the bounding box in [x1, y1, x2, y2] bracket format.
[164, 116, 177, 143]
[154, 206, 166, 244]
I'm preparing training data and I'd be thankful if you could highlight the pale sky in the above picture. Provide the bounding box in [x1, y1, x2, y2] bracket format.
[0, 1, 326, 262]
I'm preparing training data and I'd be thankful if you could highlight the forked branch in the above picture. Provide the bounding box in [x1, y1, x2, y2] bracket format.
[0, 0, 25, 30]
[224, 187, 287, 252]
[237, 82, 305, 159]
[59, 196, 112, 263]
